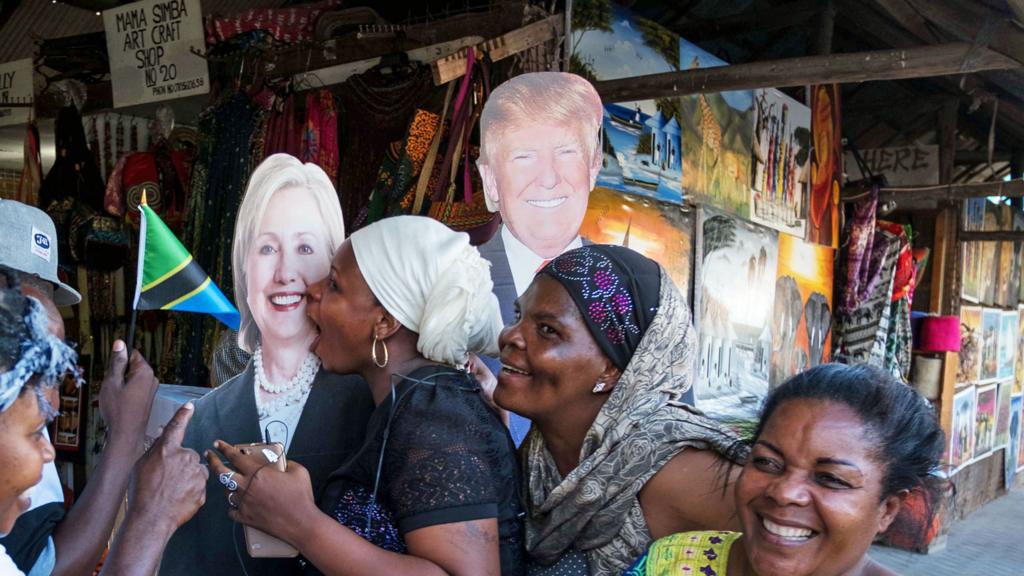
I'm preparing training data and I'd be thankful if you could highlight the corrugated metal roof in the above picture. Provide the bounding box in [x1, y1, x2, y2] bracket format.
[0, 0, 287, 64]
[0, 3, 104, 62]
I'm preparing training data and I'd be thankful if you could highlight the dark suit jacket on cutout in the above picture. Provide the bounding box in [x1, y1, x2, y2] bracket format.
[159, 364, 373, 576]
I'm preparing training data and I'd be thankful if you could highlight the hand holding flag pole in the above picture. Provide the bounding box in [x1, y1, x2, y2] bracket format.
[127, 191, 240, 356]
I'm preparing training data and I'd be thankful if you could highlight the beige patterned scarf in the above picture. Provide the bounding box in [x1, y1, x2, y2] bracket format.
[522, 269, 748, 575]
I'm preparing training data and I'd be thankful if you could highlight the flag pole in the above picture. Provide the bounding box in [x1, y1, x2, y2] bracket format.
[125, 305, 139, 355]
[127, 191, 148, 355]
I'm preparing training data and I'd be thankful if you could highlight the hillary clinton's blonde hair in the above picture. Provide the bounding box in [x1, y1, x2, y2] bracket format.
[231, 154, 344, 353]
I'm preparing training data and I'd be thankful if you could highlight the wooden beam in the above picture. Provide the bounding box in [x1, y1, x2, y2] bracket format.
[593, 43, 1020, 103]
[842, 178, 1024, 203]
[937, 352, 958, 445]
[293, 35, 483, 88]
[955, 149, 1012, 164]
[866, 0, 1024, 120]
[432, 15, 563, 85]
[938, 99, 957, 184]
[814, 0, 836, 56]
[959, 230, 1024, 241]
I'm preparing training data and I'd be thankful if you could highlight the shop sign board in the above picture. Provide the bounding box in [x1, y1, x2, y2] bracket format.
[102, 0, 208, 108]
[0, 58, 34, 127]
[844, 144, 939, 186]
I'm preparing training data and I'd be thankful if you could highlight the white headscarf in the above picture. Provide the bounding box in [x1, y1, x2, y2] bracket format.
[350, 216, 502, 367]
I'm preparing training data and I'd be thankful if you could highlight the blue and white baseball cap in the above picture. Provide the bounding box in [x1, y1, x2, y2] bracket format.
[0, 200, 81, 306]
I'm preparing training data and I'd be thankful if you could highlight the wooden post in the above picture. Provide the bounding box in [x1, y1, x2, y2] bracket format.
[564, 0, 572, 72]
[941, 100, 960, 318]
[813, 0, 836, 56]
[938, 351, 959, 450]
[938, 100, 958, 186]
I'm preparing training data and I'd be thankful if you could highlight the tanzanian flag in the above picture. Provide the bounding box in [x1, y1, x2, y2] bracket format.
[133, 194, 240, 329]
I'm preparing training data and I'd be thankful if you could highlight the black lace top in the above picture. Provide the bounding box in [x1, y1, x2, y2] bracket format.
[313, 365, 526, 575]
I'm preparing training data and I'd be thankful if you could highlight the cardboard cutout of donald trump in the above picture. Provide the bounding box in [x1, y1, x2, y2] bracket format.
[475, 72, 604, 444]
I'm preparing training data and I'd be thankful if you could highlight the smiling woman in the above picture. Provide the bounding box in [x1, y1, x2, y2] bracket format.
[494, 245, 747, 576]
[624, 364, 946, 576]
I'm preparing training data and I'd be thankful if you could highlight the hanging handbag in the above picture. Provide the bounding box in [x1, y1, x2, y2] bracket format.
[422, 49, 498, 244]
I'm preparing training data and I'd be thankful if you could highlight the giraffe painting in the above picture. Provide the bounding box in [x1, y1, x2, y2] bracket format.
[679, 39, 754, 217]
[692, 56, 723, 197]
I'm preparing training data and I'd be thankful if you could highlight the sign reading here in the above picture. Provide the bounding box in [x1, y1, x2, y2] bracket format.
[0, 59, 34, 127]
[102, 0, 208, 108]
[844, 144, 940, 186]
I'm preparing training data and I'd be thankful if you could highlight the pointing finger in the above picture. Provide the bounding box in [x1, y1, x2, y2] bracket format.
[159, 402, 194, 447]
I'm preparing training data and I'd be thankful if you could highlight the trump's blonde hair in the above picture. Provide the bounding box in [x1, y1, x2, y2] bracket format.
[479, 71, 603, 166]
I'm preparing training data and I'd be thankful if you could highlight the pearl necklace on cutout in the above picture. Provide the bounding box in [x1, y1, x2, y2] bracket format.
[253, 347, 319, 419]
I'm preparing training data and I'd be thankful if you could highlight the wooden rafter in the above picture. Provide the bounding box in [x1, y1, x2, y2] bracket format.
[1008, 0, 1024, 24]
[868, 0, 943, 43]
[835, 0, 1024, 144]
[592, 42, 1020, 103]
[842, 178, 1024, 203]
[902, 0, 1024, 64]
[956, 150, 1012, 164]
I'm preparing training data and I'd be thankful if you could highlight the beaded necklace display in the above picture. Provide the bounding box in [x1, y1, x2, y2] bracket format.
[253, 347, 319, 419]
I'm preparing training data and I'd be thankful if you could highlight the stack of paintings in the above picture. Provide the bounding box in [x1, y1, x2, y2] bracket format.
[1007, 394, 1022, 489]
[950, 386, 976, 473]
[974, 384, 997, 457]
[961, 198, 985, 302]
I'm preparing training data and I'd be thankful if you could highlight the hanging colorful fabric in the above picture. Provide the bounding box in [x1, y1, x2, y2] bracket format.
[363, 109, 442, 224]
[264, 92, 301, 159]
[302, 89, 339, 186]
[17, 121, 42, 207]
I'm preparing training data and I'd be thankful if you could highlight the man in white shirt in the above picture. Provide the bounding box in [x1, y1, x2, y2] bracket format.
[474, 72, 604, 444]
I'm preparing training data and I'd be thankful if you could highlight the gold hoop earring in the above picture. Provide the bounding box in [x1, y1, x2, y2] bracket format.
[372, 334, 389, 368]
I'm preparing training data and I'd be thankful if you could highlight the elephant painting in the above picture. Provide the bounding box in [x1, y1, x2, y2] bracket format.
[770, 277, 832, 388]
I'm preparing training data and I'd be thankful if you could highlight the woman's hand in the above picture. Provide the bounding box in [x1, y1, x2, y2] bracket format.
[467, 353, 509, 426]
[206, 440, 318, 547]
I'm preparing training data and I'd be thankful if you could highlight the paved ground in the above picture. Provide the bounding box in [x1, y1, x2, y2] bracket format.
[870, 488, 1024, 575]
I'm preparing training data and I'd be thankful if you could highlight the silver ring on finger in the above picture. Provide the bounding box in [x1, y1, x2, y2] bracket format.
[227, 491, 239, 509]
[219, 471, 239, 492]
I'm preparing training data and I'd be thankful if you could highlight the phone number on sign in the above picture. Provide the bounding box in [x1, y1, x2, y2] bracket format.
[151, 77, 204, 96]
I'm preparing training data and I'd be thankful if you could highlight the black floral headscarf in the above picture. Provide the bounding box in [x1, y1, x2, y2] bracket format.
[538, 245, 661, 371]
